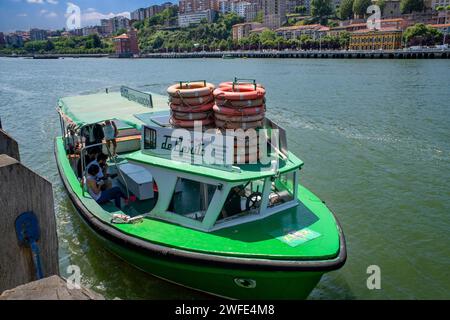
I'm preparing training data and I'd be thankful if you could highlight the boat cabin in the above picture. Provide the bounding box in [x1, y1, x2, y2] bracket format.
[57, 87, 304, 232]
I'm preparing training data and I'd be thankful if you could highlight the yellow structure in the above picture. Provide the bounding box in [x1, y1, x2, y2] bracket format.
[349, 28, 403, 50]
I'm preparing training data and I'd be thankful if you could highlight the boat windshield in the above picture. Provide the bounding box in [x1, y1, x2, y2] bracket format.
[267, 171, 295, 208]
[167, 177, 217, 222]
[216, 178, 265, 223]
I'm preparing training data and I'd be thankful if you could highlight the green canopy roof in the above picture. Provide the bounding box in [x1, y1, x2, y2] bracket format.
[58, 90, 169, 129]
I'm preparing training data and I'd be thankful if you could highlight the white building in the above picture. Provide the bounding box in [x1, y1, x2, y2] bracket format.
[219, 1, 252, 17]
[263, 0, 287, 29]
[432, 0, 450, 8]
[178, 9, 217, 27]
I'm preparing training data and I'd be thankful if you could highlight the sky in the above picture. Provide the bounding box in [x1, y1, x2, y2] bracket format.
[0, 0, 172, 32]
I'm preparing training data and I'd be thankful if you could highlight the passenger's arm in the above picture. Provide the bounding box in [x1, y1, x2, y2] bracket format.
[87, 179, 101, 195]
[113, 122, 118, 137]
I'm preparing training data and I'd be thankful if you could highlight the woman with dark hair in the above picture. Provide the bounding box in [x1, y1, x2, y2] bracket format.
[86, 164, 125, 208]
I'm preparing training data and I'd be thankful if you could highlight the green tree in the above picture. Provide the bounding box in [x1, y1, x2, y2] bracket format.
[403, 23, 442, 46]
[260, 29, 276, 43]
[295, 5, 307, 14]
[400, 0, 424, 14]
[338, 31, 351, 49]
[45, 40, 54, 51]
[253, 11, 263, 23]
[339, 0, 354, 19]
[352, 0, 372, 17]
[113, 28, 127, 36]
[311, 0, 334, 24]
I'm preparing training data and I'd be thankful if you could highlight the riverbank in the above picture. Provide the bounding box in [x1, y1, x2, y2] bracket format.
[1, 49, 450, 59]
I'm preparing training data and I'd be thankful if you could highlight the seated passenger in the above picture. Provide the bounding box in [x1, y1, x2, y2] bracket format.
[76, 149, 98, 180]
[89, 153, 117, 190]
[86, 164, 125, 209]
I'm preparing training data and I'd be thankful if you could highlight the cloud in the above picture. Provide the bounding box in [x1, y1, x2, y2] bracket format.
[46, 0, 58, 4]
[46, 11, 58, 18]
[17, 13, 28, 17]
[81, 10, 131, 23]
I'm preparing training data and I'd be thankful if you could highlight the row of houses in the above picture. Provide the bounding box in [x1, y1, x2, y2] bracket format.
[232, 17, 450, 50]
[131, 2, 175, 21]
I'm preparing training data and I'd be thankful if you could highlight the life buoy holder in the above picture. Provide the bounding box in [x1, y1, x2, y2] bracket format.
[219, 82, 264, 91]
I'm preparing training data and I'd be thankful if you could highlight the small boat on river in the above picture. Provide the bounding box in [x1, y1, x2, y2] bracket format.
[54, 81, 346, 299]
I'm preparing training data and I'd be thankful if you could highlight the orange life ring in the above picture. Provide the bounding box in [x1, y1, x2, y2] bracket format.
[170, 101, 214, 113]
[233, 137, 259, 149]
[215, 119, 263, 129]
[234, 152, 260, 164]
[215, 98, 265, 108]
[219, 82, 265, 91]
[168, 82, 215, 98]
[172, 111, 210, 120]
[171, 117, 214, 128]
[213, 87, 265, 101]
[170, 94, 213, 106]
[215, 113, 265, 123]
[213, 105, 265, 116]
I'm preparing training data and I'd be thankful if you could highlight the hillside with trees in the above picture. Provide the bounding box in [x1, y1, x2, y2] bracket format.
[0, 34, 113, 55]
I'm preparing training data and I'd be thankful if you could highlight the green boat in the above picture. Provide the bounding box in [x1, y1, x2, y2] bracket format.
[54, 85, 346, 299]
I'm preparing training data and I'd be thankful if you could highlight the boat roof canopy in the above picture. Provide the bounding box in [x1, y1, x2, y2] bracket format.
[58, 90, 169, 129]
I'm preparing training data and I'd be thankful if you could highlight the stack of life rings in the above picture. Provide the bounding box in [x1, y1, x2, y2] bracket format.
[213, 81, 266, 130]
[167, 81, 215, 129]
[213, 80, 266, 164]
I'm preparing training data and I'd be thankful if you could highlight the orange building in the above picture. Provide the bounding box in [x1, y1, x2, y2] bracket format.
[113, 30, 140, 56]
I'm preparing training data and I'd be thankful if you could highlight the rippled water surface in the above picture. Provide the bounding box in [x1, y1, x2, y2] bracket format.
[0, 57, 449, 299]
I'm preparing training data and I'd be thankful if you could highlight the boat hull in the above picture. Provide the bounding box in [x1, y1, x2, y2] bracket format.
[94, 229, 324, 299]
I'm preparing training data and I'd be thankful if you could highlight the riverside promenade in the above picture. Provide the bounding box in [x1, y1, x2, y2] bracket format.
[142, 48, 450, 59]
[1, 49, 449, 60]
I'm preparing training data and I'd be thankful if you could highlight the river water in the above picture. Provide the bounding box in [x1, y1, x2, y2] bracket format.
[0, 57, 449, 300]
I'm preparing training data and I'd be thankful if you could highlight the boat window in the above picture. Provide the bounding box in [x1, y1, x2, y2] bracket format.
[268, 171, 295, 208]
[143, 127, 157, 150]
[167, 178, 217, 222]
[217, 178, 265, 223]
